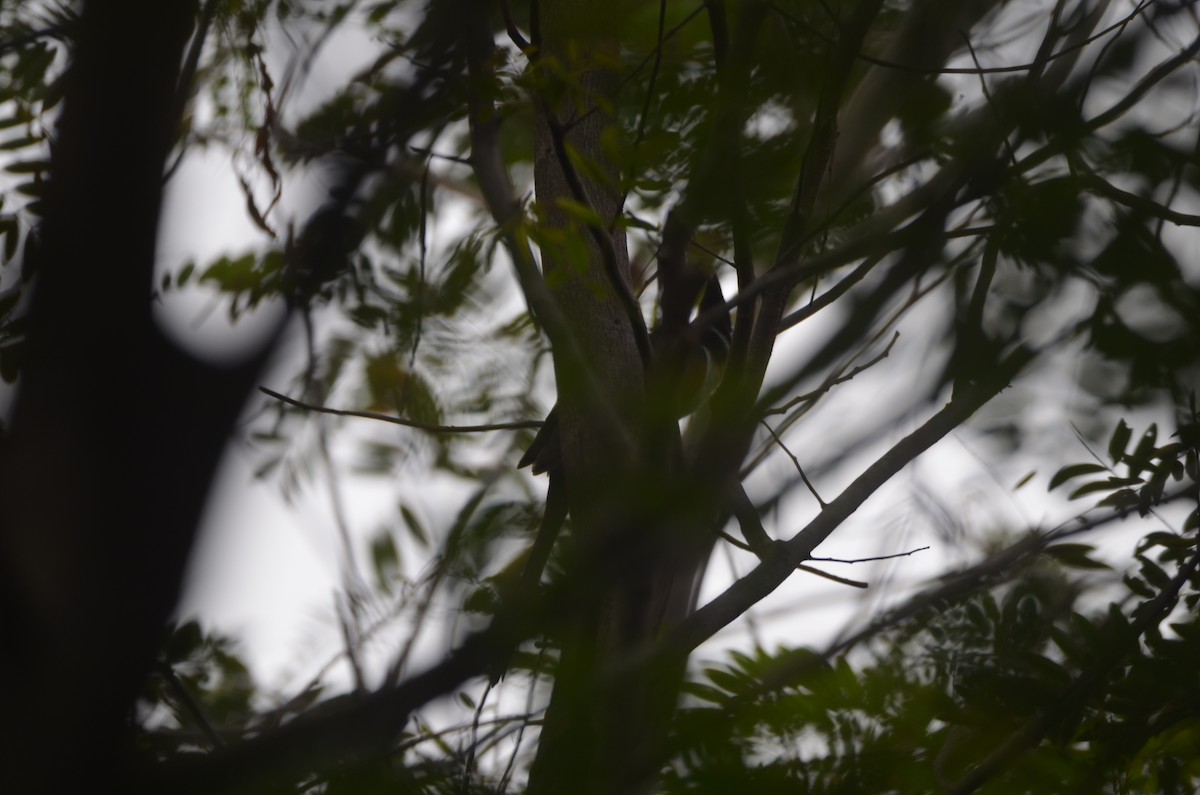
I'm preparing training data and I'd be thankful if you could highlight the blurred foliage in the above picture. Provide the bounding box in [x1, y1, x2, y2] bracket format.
[0, 1, 73, 386]
[3, 0, 1200, 791]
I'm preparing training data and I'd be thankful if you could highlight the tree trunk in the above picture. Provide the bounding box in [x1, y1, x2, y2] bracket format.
[524, 3, 694, 792]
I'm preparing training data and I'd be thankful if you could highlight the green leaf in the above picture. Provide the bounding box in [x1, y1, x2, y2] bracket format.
[370, 531, 400, 592]
[1068, 477, 1142, 500]
[1108, 419, 1132, 462]
[1095, 488, 1139, 511]
[555, 198, 606, 229]
[1048, 463, 1106, 490]
[400, 504, 429, 548]
[1141, 531, 1191, 552]
[617, 212, 658, 231]
[178, 262, 196, 288]
[4, 159, 50, 175]
[0, 135, 39, 151]
[1043, 543, 1110, 570]
[1127, 423, 1159, 474]
[1138, 557, 1171, 589]
[1123, 574, 1155, 599]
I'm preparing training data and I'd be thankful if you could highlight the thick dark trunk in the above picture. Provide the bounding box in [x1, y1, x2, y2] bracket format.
[0, 5, 279, 792]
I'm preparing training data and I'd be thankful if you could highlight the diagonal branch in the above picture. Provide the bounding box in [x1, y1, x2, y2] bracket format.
[739, 485, 1199, 703]
[650, 344, 1037, 662]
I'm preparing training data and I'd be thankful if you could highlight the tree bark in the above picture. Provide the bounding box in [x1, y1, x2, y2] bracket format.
[0, 5, 304, 793]
[524, 3, 686, 792]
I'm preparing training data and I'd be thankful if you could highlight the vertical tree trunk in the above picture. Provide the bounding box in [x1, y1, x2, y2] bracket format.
[0, 4, 285, 792]
[524, 2, 689, 792]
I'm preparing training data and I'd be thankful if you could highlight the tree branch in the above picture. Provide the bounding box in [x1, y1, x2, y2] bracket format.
[760, 419, 826, 507]
[651, 344, 1036, 662]
[259, 387, 543, 433]
[740, 486, 1198, 702]
[809, 546, 930, 564]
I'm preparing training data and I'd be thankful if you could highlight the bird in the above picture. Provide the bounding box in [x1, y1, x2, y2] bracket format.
[515, 274, 731, 577]
[518, 274, 730, 473]
[485, 274, 730, 684]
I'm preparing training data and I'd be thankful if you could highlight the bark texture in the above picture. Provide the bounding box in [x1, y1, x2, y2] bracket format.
[524, 3, 689, 792]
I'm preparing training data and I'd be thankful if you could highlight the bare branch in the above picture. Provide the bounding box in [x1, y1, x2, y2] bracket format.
[810, 546, 930, 564]
[1084, 173, 1200, 227]
[777, 253, 883, 332]
[764, 331, 900, 419]
[718, 523, 868, 588]
[1014, 31, 1200, 177]
[501, 0, 530, 51]
[649, 344, 1037, 663]
[728, 482, 774, 553]
[259, 387, 543, 434]
[760, 419, 826, 507]
[795, 564, 868, 589]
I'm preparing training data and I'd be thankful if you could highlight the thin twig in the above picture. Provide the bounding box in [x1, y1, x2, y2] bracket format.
[497, 645, 549, 793]
[259, 387, 543, 433]
[795, 564, 868, 589]
[717, 531, 868, 587]
[501, 0, 530, 51]
[1082, 172, 1200, 227]
[298, 306, 366, 693]
[407, 147, 432, 389]
[962, 31, 1017, 167]
[770, 0, 1153, 76]
[809, 546, 930, 564]
[154, 661, 225, 749]
[760, 419, 826, 507]
[1014, 32, 1200, 178]
[563, 3, 709, 134]
[764, 330, 900, 418]
[778, 253, 884, 331]
[618, 0, 668, 212]
[462, 680, 491, 789]
[408, 145, 472, 165]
